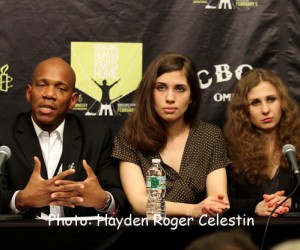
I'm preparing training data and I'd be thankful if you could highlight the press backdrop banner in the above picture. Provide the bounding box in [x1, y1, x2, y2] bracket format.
[71, 42, 142, 132]
[0, 0, 299, 134]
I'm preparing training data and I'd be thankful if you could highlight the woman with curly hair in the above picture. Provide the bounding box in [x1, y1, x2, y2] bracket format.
[224, 68, 300, 217]
[112, 52, 230, 218]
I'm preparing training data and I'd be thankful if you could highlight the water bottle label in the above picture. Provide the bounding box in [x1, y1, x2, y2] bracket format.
[146, 176, 166, 189]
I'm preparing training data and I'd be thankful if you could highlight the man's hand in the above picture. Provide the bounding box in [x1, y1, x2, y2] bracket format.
[16, 156, 75, 211]
[50, 160, 108, 209]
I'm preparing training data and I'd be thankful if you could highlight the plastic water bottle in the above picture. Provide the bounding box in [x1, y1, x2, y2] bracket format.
[146, 158, 166, 221]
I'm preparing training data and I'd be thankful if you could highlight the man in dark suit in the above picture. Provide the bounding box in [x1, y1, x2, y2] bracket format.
[0, 57, 126, 220]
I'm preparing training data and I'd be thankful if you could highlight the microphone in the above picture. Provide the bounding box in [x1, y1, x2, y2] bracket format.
[261, 144, 300, 250]
[0, 145, 11, 171]
[0, 145, 21, 221]
[282, 144, 300, 175]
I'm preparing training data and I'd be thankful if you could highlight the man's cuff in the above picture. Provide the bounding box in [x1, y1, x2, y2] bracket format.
[95, 191, 118, 216]
[10, 191, 28, 214]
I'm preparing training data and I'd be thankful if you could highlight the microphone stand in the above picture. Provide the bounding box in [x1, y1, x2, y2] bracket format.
[0, 168, 22, 221]
[260, 174, 300, 250]
[0, 213, 22, 221]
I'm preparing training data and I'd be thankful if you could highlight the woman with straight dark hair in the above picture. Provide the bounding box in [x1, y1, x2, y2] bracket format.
[112, 52, 230, 218]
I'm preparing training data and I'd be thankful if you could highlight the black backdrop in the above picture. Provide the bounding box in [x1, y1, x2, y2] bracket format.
[0, 0, 300, 134]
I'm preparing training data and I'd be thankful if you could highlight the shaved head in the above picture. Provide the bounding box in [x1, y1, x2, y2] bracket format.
[27, 57, 78, 132]
[32, 57, 76, 90]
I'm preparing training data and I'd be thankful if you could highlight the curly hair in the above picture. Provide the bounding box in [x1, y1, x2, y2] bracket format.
[122, 52, 201, 154]
[224, 68, 300, 184]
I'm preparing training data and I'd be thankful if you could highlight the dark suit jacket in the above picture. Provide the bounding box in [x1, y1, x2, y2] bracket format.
[226, 164, 300, 217]
[0, 112, 126, 218]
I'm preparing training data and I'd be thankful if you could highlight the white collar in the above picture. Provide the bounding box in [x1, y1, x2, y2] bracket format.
[31, 117, 65, 141]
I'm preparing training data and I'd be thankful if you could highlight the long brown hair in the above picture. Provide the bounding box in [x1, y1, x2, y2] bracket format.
[122, 52, 201, 154]
[224, 68, 300, 184]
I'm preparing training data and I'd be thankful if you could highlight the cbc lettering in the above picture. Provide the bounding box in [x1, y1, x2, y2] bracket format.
[198, 64, 252, 89]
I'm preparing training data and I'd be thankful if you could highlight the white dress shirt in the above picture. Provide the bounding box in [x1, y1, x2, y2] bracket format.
[10, 118, 117, 216]
[34, 119, 64, 217]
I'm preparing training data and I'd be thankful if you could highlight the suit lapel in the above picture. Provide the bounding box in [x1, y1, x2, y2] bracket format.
[62, 115, 82, 216]
[15, 113, 48, 179]
[61, 115, 82, 181]
[15, 113, 84, 217]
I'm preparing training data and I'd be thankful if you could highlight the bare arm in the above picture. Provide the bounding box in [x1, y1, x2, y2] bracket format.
[166, 168, 229, 217]
[203, 168, 230, 216]
[120, 161, 229, 218]
[119, 161, 148, 216]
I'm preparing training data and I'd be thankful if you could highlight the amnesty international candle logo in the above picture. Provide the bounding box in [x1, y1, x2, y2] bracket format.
[71, 42, 142, 116]
[0, 64, 13, 92]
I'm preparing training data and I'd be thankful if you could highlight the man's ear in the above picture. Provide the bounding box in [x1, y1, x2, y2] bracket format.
[69, 92, 79, 109]
[26, 84, 32, 102]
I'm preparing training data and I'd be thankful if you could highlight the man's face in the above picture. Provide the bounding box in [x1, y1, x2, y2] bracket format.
[26, 58, 78, 132]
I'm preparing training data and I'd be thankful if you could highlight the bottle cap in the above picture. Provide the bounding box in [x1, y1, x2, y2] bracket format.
[152, 158, 161, 164]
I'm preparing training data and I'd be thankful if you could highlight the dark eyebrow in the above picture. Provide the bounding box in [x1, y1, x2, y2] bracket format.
[248, 97, 260, 102]
[37, 78, 68, 86]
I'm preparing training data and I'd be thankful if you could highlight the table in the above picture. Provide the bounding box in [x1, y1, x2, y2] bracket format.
[0, 214, 299, 250]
